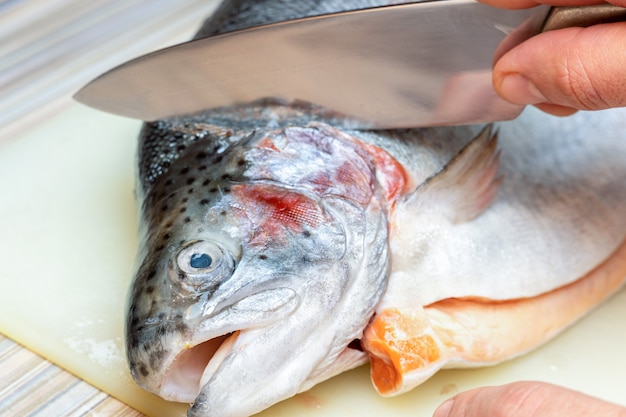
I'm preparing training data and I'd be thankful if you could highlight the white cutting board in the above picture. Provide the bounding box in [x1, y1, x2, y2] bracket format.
[0, 105, 625, 416]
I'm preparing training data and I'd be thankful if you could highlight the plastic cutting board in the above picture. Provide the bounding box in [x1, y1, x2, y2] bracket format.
[0, 105, 625, 416]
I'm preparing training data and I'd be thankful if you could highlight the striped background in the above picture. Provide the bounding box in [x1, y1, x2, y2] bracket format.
[0, 0, 220, 140]
[0, 335, 142, 416]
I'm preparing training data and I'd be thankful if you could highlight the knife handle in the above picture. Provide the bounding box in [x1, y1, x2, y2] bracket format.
[543, 4, 626, 31]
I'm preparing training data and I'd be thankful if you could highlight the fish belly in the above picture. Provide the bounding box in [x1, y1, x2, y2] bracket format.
[364, 107, 626, 395]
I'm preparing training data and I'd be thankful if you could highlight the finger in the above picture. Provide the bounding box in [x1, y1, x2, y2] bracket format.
[493, 22, 626, 111]
[433, 381, 626, 417]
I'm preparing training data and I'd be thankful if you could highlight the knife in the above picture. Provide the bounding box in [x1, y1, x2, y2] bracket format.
[73, 1, 626, 129]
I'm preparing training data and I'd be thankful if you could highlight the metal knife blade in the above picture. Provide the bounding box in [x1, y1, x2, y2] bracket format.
[72, 1, 622, 128]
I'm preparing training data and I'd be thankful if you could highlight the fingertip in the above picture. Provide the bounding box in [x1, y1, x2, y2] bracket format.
[533, 103, 579, 116]
[496, 73, 547, 105]
[433, 399, 454, 417]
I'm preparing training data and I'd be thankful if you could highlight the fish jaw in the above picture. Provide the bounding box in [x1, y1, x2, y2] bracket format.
[188, 308, 365, 417]
[157, 286, 301, 403]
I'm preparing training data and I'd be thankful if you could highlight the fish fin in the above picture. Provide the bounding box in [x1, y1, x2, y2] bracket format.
[407, 125, 501, 224]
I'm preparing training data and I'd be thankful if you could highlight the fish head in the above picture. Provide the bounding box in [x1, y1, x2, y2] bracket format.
[126, 123, 392, 416]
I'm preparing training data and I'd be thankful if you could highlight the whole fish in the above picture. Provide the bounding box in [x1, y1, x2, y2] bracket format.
[125, 1, 626, 416]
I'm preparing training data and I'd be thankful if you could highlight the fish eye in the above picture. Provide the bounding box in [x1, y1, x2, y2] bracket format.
[177, 241, 223, 275]
[168, 240, 235, 296]
[172, 240, 235, 291]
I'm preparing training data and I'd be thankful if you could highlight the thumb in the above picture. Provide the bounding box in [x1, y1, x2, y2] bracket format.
[493, 22, 626, 114]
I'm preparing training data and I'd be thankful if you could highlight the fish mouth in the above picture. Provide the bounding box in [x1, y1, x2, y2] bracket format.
[157, 287, 300, 402]
[160, 332, 239, 402]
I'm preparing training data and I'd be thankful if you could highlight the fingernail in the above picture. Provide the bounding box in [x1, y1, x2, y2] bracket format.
[433, 399, 454, 417]
[498, 73, 547, 105]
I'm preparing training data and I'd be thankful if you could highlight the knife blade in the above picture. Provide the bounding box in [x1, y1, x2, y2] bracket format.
[73, 1, 626, 129]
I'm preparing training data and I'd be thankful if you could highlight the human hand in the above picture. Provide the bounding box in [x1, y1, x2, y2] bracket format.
[479, 1, 626, 116]
[432, 381, 626, 417]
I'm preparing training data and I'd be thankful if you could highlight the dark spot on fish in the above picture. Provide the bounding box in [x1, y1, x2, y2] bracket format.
[237, 159, 245, 166]
[146, 286, 155, 294]
[200, 199, 209, 205]
[131, 317, 139, 326]
[165, 179, 173, 186]
[177, 145, 186, 152]
[188, 188, 195, 194]
[149, 350, 164, 369]
[180, 167, 190, 175]
[146, 270, 157, 281]
[139, 364, 150, 377]
[160, 205, 168, 212]
[164, 221, 173, 229]
[180, 207, 187, 213]
[198, 165, 207, 171]
[184, 217, 191, 223]
[259, 254, 267, 260]
[158, 312, 166, 320]
[196, 151, 208, 159]
[186, 177, 195, 185]
[156, 244, 165, 251]
[182, 198, 188, 203]
[348, 339, 363, 351]
[301, 255, 310, 263]
[223, 187, 231, 193]
[151, 300, 157, 308]
[162, 161, 171, 168]
[202, 179, 211, 186]
[221, 174, 231, 180]
[164, 233, 171, 239]
[215, 155, 223, 163]
[209, 187, 218, 193]
[157, 326, 167, 336]
[219, 211, 226, 216]
[302, 230, 311, 238]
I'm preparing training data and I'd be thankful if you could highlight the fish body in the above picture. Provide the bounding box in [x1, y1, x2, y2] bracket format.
[125, 1, 626, 416]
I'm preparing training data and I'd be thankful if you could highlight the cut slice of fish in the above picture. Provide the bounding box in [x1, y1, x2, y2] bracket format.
[363, 237, 626, 396]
